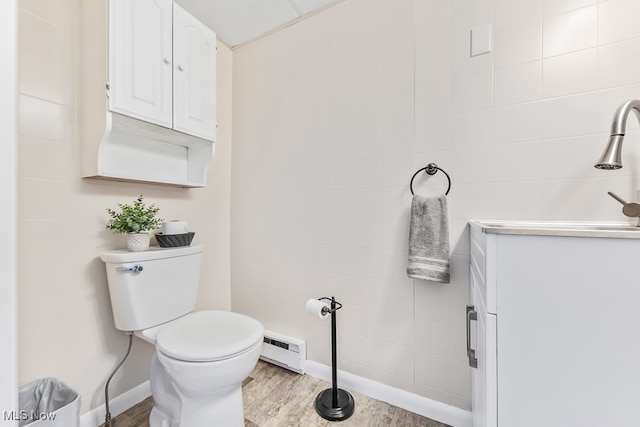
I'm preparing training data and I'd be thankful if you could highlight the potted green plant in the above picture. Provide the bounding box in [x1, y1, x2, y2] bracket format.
[106, 195, 163, 251]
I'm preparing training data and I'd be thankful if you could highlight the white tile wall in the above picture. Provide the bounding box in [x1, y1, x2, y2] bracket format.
[599, 38, 640, 89]
[451, 109, 494, 148]
[543, 0, 596, 16]
[17, 0, 235, 416]
[494, 102, 542, 145]
[232, 0, 640, 414]
[494, 60, 543, 106]
[493, 0, 542, 68]
[543, 5, 598, 58]
[543, 48, 599, 98]
[598, 0, 640, 45]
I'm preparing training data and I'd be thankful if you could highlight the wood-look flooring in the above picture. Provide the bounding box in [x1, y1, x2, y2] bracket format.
[103, 360, 450, 427]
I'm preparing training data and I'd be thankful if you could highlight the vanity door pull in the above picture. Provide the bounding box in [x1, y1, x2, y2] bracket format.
[466, 305, 478, 369]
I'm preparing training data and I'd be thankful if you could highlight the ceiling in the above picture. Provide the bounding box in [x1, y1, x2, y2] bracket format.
[174, 0, 342, 48]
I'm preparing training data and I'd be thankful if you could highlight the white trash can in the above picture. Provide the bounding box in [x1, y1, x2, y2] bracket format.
[17, 378, 80, 427]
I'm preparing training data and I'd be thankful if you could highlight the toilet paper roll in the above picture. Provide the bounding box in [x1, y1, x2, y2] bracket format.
[305, 298, 330, 319]
[162, 220, 188, 235]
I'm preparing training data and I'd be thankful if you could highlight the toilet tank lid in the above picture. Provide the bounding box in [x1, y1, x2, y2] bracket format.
[100, 244, 204, 263]
[156, 310, 264, 362]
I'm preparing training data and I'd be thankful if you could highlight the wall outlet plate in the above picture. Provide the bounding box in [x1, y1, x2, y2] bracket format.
[471, 25, 492, 57]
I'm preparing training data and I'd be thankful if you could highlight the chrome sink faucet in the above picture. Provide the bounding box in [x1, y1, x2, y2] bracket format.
[595, 99, 640, 170]
[595, 100, 640, 225]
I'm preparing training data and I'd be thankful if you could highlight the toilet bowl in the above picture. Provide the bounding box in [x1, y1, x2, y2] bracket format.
[142, 311, 263, 427]
[100, 246, 264, 427]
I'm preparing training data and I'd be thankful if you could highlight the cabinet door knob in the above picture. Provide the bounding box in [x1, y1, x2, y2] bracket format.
[177, 65, 184, 72]
[163, 58, 171, 65]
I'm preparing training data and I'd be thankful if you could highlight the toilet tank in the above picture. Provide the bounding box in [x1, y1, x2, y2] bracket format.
[100, 245, 204, 331]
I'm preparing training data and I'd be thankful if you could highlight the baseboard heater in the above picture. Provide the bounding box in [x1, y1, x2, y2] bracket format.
[260, 330, 306, 374]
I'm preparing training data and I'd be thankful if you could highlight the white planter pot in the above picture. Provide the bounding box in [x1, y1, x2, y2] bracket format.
[126, 232, 150, 252]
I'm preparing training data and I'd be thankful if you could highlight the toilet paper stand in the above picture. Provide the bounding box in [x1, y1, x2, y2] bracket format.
[314, 296, 355, 421]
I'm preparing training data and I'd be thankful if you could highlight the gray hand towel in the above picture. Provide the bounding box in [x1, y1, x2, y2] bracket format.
[407, 194, 450, 283]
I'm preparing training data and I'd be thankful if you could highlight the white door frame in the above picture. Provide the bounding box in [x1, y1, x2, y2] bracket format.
[0, 0, 18, 424]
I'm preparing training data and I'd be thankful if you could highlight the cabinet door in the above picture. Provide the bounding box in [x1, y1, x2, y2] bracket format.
[497, 235, 640, 426]
[109, 0, 173, 128]
[172, 4, 217, 141]
[470, 263, 497, 427]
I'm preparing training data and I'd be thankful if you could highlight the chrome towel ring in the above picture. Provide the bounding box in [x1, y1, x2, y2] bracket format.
[409, 163, 451, 195]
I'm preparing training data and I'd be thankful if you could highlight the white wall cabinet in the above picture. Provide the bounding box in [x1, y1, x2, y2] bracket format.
[109, 0, 173, 128]
[109, 0, 216, 140]
[81, 0, 217, 187]
[172, 3, 217, 141]
[469, 221, 640, 427]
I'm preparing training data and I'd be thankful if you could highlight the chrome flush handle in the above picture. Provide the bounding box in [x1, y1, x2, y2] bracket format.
[116, 265, 143, 273]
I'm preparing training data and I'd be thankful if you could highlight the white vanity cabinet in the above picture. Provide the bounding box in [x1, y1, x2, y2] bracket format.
[469, 221, 640, 427]
[81, 0, 216, 187]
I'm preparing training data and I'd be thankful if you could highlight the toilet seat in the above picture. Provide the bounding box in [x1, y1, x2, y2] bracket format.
[156, 310, 263, 362]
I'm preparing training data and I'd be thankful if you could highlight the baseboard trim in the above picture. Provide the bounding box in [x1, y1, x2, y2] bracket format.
[305, 361, 472, 427]
[80, 381, 151, 427]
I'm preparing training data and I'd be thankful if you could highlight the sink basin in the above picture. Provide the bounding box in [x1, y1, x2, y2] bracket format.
[470, 220, 640, 238]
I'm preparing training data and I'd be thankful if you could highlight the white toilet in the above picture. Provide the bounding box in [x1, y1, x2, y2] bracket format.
[100, 245, 263, 427]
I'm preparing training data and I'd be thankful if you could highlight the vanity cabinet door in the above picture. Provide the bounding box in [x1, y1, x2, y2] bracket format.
[109, 0, 173, 128]
[469, 264, 497, 427]
[496, 235, 640, 426]
[172, 4, 217, 141]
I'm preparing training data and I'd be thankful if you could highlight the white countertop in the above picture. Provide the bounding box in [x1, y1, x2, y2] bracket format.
[469, 220, 640, 239]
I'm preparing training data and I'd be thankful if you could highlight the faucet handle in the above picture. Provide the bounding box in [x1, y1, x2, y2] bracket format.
[608, 191, 628, 205]
[608, 192, 640, 217]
